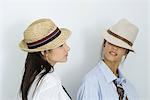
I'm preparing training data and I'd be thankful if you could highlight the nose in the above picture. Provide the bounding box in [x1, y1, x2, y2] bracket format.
[111, 44, 118, 50]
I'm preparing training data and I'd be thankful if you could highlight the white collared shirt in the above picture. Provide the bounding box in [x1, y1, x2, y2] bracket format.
[77, 61, 139, 100]
[27, 71, 71, 100]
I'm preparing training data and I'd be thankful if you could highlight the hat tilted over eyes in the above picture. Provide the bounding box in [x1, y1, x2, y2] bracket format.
[19, 18, 71, 52]
[103, 19, 139, 52]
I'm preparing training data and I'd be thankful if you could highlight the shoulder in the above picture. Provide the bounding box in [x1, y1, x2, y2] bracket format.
[31, 72, 62, 98]
[36, 72, 61, 91]
[82, 64, 104, 86]
[77, 63, 104, 99]
[43, 72, 61, 86]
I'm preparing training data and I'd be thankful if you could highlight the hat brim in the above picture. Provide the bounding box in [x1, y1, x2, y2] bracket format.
[19, 28, 71, 52]
[102, 29, 134, 52]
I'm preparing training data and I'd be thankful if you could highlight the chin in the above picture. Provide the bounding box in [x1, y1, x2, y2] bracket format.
[60, 59, 67, 62]
[107, 58, 117, 62]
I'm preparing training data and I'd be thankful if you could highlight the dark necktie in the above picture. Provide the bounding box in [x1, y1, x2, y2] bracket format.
[62, 85, 72, 99]
[113, 80, 128, 100]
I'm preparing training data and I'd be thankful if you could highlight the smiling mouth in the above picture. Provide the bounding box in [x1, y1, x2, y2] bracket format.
[109, 51, 117, 56]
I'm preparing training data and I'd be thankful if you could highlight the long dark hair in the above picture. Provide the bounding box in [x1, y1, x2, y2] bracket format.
[20, 52, 54, 100]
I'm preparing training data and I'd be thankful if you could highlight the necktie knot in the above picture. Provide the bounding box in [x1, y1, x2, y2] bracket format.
[114, 77, 126, 85]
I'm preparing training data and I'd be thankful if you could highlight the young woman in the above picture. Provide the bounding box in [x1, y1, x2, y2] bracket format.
[77, 19, 139, 100]
[19, 18, 72, 100]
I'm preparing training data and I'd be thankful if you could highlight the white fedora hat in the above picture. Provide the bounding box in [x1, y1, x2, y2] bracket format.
[103, 19, 139, 51]
[19, 18, 71, 52]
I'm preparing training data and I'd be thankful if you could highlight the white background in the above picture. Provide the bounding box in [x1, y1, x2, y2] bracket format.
[0, 0, 149, 100]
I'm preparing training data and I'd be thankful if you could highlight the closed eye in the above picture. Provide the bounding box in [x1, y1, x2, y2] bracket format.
[59, 44, 64, 47]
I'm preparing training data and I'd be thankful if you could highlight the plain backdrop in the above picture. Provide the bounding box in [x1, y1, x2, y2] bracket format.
[0, 0, 149, 100]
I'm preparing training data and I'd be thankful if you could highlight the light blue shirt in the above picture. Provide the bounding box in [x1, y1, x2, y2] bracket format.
[77, 61, 138, 100]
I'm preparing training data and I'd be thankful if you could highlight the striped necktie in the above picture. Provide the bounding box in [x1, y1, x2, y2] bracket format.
[113, 80, 128, 100]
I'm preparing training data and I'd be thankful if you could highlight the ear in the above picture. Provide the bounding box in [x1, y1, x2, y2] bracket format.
[41, 51, 45, 56]
[41, 51, 48, 60]
[126, 49, 129, 54]
[41, 50, 51, 57]
[124, 49, 129, 56]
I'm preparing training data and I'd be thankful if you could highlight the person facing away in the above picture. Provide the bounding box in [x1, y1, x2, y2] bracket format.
[77, 19, 139, 100]
[19, 18, 72, 100]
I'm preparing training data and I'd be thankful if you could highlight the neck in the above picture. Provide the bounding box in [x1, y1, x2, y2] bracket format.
[49, 61, 56, 66]
[46, 59, 56, 66]
[103, 59, 120, 77]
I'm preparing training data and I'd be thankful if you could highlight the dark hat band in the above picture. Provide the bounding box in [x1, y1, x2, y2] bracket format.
[27, 27, 61, 49]
[107, 29, 133, 46]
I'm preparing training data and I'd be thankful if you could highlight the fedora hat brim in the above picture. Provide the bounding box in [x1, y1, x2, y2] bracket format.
[103, 29, 134, 52]
[19, 28, 71, 52]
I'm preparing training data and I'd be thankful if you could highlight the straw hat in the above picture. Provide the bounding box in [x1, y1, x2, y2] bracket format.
[19, 18, 71, 52]
[103, 19, 139, 51]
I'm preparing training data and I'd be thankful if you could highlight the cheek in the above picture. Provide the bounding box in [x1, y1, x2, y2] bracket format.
[50, 51, 65, 61]
[103, 47, 110, 55]
[118, 51, 126, 58]
[121, 49, 127, 55]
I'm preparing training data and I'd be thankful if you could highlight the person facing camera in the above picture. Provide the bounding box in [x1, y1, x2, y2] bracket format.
[19, 18, 72, 100]
[77, 19, 139, 100]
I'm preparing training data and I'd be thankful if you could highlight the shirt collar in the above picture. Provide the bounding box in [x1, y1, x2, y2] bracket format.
[98, 60, 126, 84]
